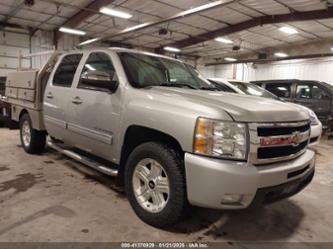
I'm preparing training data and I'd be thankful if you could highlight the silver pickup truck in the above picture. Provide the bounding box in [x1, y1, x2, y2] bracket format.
[6, 48, 315, 228]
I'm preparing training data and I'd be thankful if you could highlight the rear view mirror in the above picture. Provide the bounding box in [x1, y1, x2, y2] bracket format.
[80, 70, 118, 92]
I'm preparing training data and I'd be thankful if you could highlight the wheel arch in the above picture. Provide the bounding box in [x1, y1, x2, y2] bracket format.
[15, 107, 45, 131]
[19, 108, 29, 121]
[117, 125, 185, 184]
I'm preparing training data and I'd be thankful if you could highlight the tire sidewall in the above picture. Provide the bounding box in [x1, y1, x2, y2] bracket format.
[19, 114, 32, 152]
[125, 142, 186, 227]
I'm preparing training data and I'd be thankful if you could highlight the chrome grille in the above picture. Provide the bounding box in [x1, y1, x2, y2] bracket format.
[249, 121, 310, 165]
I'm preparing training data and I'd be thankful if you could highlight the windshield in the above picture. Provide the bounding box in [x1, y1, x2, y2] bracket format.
[229, 81, 279, 100]
[118, 52, 216, 90]
[208, 79, 237, 93]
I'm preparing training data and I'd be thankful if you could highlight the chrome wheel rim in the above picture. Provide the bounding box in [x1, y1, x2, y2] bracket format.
[132, 158, 170, 213]
[22, 120, 31, 147]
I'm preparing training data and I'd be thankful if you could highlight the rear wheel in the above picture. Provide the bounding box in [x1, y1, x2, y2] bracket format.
[19, 113, 46, 154]
[125, 142, 187, 228]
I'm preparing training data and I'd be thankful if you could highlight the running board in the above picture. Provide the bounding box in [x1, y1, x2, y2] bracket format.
[47, 140, 118, 177]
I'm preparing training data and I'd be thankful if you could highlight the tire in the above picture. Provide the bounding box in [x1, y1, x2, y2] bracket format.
[19, 113, 46, 154]
[125, 142, 188, 228]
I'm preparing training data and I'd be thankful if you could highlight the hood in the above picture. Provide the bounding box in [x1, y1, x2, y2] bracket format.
[147, 87, 309, 122]
[287, 102, 314, 115]
[287, 102, 319, 125]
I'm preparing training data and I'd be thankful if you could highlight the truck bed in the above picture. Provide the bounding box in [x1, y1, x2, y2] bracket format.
[5, 51, 60, 131]
[6, 70, 40, 110]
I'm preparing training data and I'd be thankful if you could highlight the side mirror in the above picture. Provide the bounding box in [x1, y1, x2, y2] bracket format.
[80, 70, 118, 92]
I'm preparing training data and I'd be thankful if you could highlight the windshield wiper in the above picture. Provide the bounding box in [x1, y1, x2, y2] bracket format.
[159, 82, 197, 89]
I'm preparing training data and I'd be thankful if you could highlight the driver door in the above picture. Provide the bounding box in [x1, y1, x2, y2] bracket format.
[66, 51, 120, 162]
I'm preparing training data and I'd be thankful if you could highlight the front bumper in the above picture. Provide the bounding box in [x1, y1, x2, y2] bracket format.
[184, 149, 315, 209]
[252, 167, 314, 205]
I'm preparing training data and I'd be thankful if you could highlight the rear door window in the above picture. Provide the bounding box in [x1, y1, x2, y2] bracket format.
[53, 54, 83, 87]
[266, 83, 291, 98]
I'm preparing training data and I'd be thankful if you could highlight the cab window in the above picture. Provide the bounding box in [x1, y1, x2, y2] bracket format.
[297, 84, 330, 100]
[296, 84, 311, 99]
[78, 52, 117, 91]
[53, 54, 83, 87]
[312, 85, 330, 100]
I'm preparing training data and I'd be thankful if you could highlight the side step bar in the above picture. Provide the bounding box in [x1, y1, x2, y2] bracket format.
[47, 140, 118, 177]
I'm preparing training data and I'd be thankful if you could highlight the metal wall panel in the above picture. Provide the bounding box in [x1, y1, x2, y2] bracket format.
[202, 58, 333, 86]
[0, 31, 31, 76]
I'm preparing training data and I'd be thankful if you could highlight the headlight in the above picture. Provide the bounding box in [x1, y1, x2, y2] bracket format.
[193, 118, 248, 160]
[308, 110, 319, 126]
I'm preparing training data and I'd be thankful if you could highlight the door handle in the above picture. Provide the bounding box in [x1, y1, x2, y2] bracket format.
[46, 92, 53, 99]
[72, 96, 83, 105]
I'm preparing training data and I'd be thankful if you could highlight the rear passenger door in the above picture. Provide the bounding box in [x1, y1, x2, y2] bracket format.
[43, 53, 83, 142]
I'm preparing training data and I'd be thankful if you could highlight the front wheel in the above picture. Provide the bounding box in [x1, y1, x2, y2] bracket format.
[20, 113, 46, 154]
[125, 142, 188, 228]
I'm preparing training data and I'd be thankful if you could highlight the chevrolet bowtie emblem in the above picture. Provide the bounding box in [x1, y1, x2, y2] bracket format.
[260, 131, 308, 147]
[291, 131, 302, 146]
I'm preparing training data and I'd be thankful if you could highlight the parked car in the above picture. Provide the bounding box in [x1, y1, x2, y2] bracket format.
[251, 79, 333, 135]
[6, 48, 315, 228]
[208, 78, 322, 145]
[0, 76, 11, 127]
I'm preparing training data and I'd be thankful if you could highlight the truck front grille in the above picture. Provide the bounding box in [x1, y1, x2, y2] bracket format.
[257, 124, 310, 136]
[249, 121, 310, 165]
[257, 141, 308, 159]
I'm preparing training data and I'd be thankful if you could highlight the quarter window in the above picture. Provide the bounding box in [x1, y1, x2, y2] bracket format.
[266, 83, 291, 98]
[53, 54, 83, 87]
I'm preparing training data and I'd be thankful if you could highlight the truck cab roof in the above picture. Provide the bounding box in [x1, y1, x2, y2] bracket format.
[251, 79, 321, 84]
[61, 47, 183, 63]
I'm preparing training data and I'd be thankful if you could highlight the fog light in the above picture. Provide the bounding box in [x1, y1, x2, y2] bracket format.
[221, 194, 243, 204]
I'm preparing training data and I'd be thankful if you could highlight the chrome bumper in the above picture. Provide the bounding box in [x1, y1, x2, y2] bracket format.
[184, 149, 315, 209]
